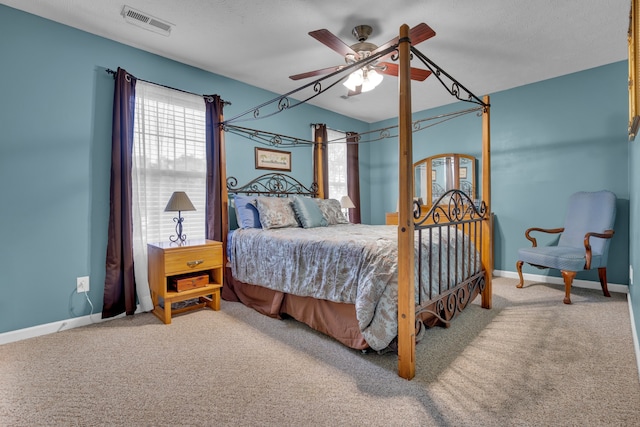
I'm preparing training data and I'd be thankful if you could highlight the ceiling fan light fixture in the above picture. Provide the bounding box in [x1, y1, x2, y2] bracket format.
[361, 69, 383, 92]
[343, 69, 364, 91]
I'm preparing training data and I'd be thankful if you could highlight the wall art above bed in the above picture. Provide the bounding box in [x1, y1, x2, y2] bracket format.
[255, 147, 291, 171]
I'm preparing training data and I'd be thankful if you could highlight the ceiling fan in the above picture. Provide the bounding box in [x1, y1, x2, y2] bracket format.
[289, 23, 435, 96]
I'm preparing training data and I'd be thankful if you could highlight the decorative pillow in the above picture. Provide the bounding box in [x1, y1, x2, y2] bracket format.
[254, 196, 299, 229]
[234, 195, 261, 229]
[315, 198, 349, 225]
[291, 196, 328, 229]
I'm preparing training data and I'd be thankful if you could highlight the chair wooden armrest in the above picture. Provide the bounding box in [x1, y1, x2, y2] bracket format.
[583, 229, 615, 269]
[524, 227, 564, 247]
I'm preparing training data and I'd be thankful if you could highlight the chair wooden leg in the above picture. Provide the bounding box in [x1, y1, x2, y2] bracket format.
[561, 270, 576, 304]
[516, 260, 524, 288]
[598, 267, 611, 298]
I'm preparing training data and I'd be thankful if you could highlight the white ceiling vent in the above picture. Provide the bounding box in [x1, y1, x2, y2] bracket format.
[121, 6, 173, 36]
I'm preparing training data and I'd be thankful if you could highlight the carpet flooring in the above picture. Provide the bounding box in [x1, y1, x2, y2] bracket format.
[0, 277, 639, 426]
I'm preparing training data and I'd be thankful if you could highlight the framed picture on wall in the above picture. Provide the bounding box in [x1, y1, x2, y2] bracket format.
[255, 147, 291, 171]
[460, 167, 467, 179]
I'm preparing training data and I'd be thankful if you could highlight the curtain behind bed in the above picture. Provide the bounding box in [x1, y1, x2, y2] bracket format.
[346, 132, 361, 224]
[204, 95, 226, 243]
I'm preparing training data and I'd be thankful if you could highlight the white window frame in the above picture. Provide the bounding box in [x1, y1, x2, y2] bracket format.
[326, 128, 348, 202]
[130, 81, 207, 311]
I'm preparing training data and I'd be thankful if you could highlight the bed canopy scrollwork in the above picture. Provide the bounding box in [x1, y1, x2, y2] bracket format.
[220, 23, 489, 143]
[227, 173, 319, 197]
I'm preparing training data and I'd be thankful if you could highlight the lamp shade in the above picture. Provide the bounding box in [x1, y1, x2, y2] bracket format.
[342, 68, 383, 93]
[164, 191, 196, 212]
[343, 69, 364, 91]
[340, 195, 355, 209]
[361, 69, 383, 92]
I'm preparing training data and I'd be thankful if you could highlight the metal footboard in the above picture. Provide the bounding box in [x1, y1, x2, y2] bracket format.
[414, 190, 488, 328]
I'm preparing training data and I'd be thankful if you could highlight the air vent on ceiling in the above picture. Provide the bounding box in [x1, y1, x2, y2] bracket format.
[121, 5, 173, 36]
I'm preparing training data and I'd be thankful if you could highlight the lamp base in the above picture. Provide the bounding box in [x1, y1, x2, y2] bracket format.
[169, 213, 187, 244]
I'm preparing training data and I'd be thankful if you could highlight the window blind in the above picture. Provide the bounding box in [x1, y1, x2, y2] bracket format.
[327, 128, 348, 201]
[132, 81, 206, 244]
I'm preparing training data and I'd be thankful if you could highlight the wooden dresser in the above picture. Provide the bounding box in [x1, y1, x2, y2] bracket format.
[386, 205, 479, 225]
[385, 205, 432, 225]
[147, 239, 223, 324]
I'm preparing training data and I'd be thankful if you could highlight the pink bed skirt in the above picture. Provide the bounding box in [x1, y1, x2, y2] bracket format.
[222, 267, 369, 350]
[221, 267, 477, 351]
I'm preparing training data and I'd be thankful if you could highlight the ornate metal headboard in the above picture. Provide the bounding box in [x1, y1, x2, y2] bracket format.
[227, 173, 318, 197]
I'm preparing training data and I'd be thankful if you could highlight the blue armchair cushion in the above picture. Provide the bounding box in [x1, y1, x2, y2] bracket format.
[517, 246, 604, 272]
[557, 191, 616, 258]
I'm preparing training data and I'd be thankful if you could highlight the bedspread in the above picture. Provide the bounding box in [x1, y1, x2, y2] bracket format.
[229, 223, 478, 350]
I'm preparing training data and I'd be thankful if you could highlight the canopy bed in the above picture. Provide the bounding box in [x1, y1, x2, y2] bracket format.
[218, 24, 492, 379]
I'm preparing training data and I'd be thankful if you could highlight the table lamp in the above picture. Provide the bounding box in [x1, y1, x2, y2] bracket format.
[165, 191, 196, 244]
[340, 195, 355, 221]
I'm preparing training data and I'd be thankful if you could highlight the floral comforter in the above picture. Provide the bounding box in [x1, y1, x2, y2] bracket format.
[229, 223, 478, 351]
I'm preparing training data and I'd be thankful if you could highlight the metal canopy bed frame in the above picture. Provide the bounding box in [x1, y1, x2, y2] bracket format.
[218, 23, 492, 380]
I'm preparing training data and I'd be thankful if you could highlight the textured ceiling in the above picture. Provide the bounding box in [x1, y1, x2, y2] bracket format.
[2, 0, 630, 123]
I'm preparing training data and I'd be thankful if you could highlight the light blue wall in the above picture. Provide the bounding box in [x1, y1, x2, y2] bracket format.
[1, 4, 636, 338]
[369, 61, 630, 287]
[0, 5, 368, 333]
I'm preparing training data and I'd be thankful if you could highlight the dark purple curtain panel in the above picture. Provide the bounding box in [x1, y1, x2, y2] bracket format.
[313, 124, 328, 198]
[346, 132, 361, 224]
[205, 95, 224, 242]
[102, 68, 137, 319]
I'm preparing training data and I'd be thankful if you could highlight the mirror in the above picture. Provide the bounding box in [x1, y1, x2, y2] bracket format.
[414, 153, 476, 205]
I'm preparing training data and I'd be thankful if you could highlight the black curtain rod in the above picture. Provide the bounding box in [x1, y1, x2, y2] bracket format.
[105, 68, 231, 105]
[310, 123, 347, 134]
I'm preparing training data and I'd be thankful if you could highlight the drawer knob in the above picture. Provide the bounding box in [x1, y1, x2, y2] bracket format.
[186, 260, 204, 268]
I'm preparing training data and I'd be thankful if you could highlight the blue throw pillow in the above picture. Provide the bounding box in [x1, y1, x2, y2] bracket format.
[292, 196, 328, 228]
[234, 195, 261, 229]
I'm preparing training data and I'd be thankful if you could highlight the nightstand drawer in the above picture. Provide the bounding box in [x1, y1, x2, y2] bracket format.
[164, 245, 222, 275]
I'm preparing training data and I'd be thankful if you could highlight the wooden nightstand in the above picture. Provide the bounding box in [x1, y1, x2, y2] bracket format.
[147, 239, 223, 324]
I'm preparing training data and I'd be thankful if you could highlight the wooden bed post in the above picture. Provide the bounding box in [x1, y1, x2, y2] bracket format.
[220, 123, 229, 265]
[220, 131, 229, 251]
[397, 23, 416, 380]
[481, 95, 492, 309]
[314, 132, 326, 199]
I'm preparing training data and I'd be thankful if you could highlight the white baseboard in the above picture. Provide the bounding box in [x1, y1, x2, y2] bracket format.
[493, 269, 629, 294]
[0, 306, 142, 346]
[628, 295, 640, 383]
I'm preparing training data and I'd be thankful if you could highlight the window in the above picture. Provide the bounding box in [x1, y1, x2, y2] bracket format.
[132, 81, 206, 244]
[326, 128, 348, 201]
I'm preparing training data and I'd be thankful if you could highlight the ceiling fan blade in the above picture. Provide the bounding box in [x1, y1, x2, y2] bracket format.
[309, 29, 357, 57]
[289, 65, 343, 80]
[408, 22, 437, 46]
[378, 63, 432, 81]
[372, 23, 436, 60]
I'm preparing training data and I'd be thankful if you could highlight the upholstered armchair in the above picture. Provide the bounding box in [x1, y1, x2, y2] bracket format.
[516, 190, 616, 304]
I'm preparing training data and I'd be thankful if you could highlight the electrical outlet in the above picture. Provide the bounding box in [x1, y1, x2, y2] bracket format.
[630, 265, 634, 286]
[77, 276, 90, 293]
